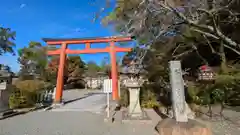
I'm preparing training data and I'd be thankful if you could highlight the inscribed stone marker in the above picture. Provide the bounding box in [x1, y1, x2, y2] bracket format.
[169, 61, 188, 122]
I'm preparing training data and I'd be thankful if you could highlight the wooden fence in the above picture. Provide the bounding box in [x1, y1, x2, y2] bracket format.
[35, 87, 56, 105]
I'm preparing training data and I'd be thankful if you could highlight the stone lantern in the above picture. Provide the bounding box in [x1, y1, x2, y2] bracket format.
[0, 66, 12, 112]
[122, 62, 147, 119]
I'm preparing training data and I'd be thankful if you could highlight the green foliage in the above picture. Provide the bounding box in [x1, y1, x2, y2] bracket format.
[66, 56, 86, 87]
[119, 87, 129, 107]
[9, 80, 53, 109]
[9, 89, 31, 109]
[187, 82, 202, 104]
[140, 85, 160, 108]
[0, 27, 16, 55]
[185, 70, 240, 107]
[101, 0, 240, 111]
[119, 84, 160, 108]
[15, 80, 47, 92]
[18, 41, 48, 79]
[85, 61, 101, 77]
[211, 72, 240, 106]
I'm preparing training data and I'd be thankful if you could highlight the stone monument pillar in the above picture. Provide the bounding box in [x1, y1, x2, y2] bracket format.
[155, 61, 212, 135]
[169, 61, 188, 122]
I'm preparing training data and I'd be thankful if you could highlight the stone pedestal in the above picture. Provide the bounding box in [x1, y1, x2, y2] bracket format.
[128, 86, 142, 117]
[123, 80, 149, 120]
[155, 118, 212, 135]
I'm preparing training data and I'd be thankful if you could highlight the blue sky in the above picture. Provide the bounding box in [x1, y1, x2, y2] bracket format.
[0, 0, 134, 73]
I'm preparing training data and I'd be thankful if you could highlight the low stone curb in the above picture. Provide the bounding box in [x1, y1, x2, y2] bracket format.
[43, 103, 65, 111]
[0, 110, 17, 120]
[0, 105, 49, 120]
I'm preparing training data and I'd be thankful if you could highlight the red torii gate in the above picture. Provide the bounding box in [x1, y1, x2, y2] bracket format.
[43, 36, 132, 103]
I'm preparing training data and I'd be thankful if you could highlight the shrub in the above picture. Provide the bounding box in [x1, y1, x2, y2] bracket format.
[140, 84, 160, 108]
[8, 85, 20, 109]
[187, 70, 240, 107]
[119, 87, 129, 107]
[9, 90, 30, 109]
[15, 80, 46, 92]
[119, 84, 160, 108]
[9, 80, 54, 109]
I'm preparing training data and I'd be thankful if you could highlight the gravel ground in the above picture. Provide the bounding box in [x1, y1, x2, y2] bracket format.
[200, 108, 240, 135]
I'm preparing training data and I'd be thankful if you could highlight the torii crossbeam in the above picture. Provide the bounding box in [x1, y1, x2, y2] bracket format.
[43, 36, 132, 104]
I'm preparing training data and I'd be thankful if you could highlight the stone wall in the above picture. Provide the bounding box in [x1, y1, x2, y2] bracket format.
[0, 88, 10, 112]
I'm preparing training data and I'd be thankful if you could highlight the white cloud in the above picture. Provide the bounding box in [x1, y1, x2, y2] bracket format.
[20, 4, 26, 9]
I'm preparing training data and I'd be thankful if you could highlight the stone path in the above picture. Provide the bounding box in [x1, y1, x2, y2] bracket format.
[62, 89, 94, 102]
[52, 92, 107, 113]
[0, 111, 156, 135]
[0, 89, 157, 135]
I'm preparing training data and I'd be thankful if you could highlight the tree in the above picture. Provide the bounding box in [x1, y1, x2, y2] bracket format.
[45, 56, 60, 83]
[98, 56, 123, 78]
[103, 0, 240, 83]
[66, 56, 86, 87]
[46, 55, 86, 87]
[103, 0, 240, 64]
[85, 61, 101, 77]
[102, 0, 240, 109]
[18, 41, 47, 80]
[0, 27, 16, 55]
[99, 58, 111, 75]
[0, 64, 11, 72]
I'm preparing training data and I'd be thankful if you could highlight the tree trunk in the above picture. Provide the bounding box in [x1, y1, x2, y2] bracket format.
[220, 42, 228, 73]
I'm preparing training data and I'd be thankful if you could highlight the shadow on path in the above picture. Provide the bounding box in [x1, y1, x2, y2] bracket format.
[153, 106, 169, 119]
[63, 92, 106, 105]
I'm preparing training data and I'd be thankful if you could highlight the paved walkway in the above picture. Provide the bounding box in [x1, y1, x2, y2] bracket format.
[0, 111, 156, 135]
[0, 89, 157, 135]
[52, 92, 107, 113]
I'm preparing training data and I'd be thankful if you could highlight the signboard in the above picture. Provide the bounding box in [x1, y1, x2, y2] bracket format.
[0, 82, 7, 90]
[103, 79, 121, 118]
[103, 79, 112, 93]
[198, 65, 215, 81]
[103, 79, 121, 94]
